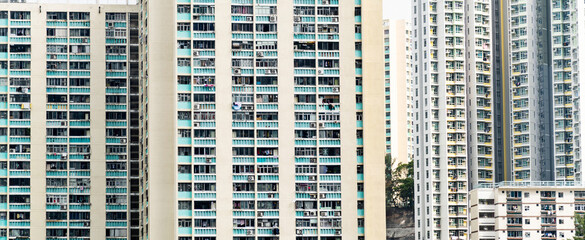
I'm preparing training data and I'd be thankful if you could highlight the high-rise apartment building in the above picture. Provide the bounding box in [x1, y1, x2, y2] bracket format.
[573, 0, 585, 184]
[383, 19, 413, 165]
[495, 0, 578, 182]
[414, 0, 585, 239]
[0, 2, 140, 239]
[138, 0, 386, 240]
[1, 0, 388, 240]
[412, 0, 493, 239]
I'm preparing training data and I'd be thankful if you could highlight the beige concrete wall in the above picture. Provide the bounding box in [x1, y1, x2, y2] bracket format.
[213, 1, 233, 239]
[142, 0, 176, 239]
[276, 1, 296, 239]
[339, 0, 358, 239]
[362, 0, 388, 239]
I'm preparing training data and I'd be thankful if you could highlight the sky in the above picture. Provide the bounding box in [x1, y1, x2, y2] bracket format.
[384, 0, 412, 20]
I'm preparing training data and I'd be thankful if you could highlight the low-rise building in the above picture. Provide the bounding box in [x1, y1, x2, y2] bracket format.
[470, 181, 585, 240]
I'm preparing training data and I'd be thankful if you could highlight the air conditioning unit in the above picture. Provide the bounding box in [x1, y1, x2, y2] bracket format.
[247, 230, 254, 235]
[310, 122, 317, 128]
[193, 122, 200, 127]
[309, 176, 317, 181]
[303, 211, 310, 217]
[320, 193, 326, 199]
[318, 122, 325, 128]
[294, 16, 301, 22]
[234, 68, 242, 75]
[246, 16, 253, 21]
[60, 121, 67, 126]
[258, 212, 264, 217]
[332, 17, 338, 22]
[9, 149, 15, 153]
[296, 229, 303, 235]
[193, 16, 200, 20]
[257, 52, 264, 57]
[193, 51, 200, 56]
[332, 87, 339, 93]
[334, 211, 341, 216]
[193, 104, 201, 110]
[61, 154, 67, 160]
[328, 35, 334, 40]
[119, 138, 127, 144]
[205, 158, 213, 163]
[320, 211, 327, 216]
[82, 38, 88, 43]
[309, 193, 317, 199]
[269, 16, 277, 22]
[335, 230, 341, 235]
[248, 176, 255, 182]
[60, 205, 67, 210]
[273, 167, 278, 173]
[318, 69, 324, 75]
[310, 158, 317, 163]
[50, 55, 57, 59]
[268, 193, 275, 198]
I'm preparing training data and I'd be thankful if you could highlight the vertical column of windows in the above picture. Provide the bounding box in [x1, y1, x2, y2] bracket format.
[471, 1, 494, 184]
[551, 0, 574, 181]
[177, 0, 218, 239]
[444, 1, 467, 239]
[105, 12, 132, 240]
[231, 0, 280, 239]
[138, 1, 149, 239]
[126, 12, 140, 240]
[353, 3, 365, 240]
[509, 0, 531, 180]
[45, 11, 92, 239]
[292, 3, 319, 239]
[0, 11, 7, 240]
[292, 1, 343, 239]
[2, 10, 31, 240]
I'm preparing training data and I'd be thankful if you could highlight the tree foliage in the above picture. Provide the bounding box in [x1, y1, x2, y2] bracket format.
[385, 154, 414, 208]
[575, 213, 585, 240]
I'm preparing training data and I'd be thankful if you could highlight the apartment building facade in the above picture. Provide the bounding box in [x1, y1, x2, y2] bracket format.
[0, 1, 387, 239]
[0, 2, 140, 240]
[412, 0, 493, 239]
[470, 182, 583, 240]
[138, 0, 387, 240]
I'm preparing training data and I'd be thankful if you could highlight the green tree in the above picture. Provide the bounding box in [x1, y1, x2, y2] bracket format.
[385, 154, 414, 208]
[395, 160, 414, 208]
[575, 213, 585, 240]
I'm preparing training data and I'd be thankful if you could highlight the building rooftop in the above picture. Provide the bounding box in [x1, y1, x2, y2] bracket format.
[475, 181, 582, 189]
[0, 0, 137, 4]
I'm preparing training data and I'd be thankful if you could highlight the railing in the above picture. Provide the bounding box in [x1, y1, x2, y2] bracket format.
[475, 181, 581, 189]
